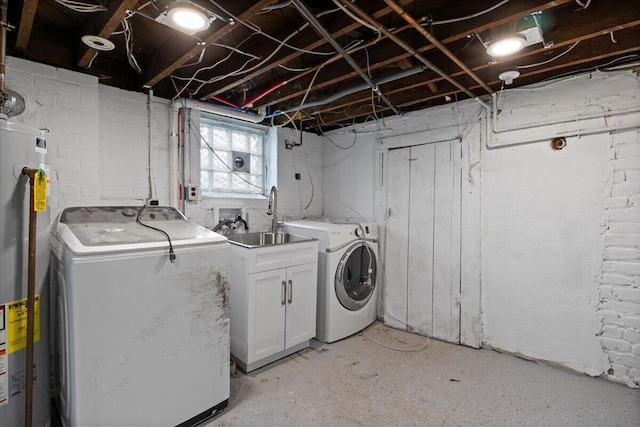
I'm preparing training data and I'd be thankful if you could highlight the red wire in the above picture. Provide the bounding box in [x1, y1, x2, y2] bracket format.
[242, 81, 286, 109]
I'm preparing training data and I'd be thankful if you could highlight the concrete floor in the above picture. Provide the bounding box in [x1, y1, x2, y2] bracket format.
[206, 322, 640, 427]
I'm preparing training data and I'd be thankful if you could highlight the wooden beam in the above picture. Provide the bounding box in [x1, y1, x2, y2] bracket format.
[253, 0, 577, 109]
[311, 37, 640, 128]
[199, 0, 418, 99]
[77, 0, 139, 69]
[144, 0, 274, 87]
[15, 0, 38, 52]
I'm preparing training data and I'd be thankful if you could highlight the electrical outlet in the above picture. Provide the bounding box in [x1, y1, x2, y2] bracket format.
[295, 173, 301, 180]
[188, 184, 198, 201]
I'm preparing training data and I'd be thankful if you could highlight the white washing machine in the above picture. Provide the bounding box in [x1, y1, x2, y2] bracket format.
[285, 218, 378, 343]
[50, 206, 230, 427]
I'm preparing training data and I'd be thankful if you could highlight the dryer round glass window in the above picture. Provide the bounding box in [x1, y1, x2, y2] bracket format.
[335, 243, 377, 311]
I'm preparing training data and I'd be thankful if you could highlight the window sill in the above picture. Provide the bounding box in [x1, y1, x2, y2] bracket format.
[201, 191, 267, 201]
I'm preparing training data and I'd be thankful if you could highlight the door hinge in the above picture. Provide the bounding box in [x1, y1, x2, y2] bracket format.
[454, 293, 462, 305]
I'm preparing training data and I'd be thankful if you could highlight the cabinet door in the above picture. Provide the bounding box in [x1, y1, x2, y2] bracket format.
[247, 269, 287, 363]
[285, 262, 318, 348]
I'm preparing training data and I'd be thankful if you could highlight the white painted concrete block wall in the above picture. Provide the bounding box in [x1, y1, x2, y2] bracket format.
[186, 126, 323, 231]
[598, 130, 640, 387]
[5, 57, 171, 218]
[323, 71, 640, 386]
[98, 86, 171, 205]
[6, 57, 101, 218]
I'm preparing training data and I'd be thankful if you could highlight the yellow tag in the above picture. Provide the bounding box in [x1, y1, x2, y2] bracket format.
[6, 295, 40, 354]
[34, 172, 47, 212]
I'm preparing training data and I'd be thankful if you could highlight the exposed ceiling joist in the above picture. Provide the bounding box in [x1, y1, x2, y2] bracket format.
[143, 0, 274, 87]
[15, 0, 37, 52]
[77, 0, 139, 69]
[200, 0, 419, 100]
[8, 0, 639, 132]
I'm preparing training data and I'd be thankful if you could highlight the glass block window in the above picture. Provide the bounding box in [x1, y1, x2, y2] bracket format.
[200, 118, 266, 195]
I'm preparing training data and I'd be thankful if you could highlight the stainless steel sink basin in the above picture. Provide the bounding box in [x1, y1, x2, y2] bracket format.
[227, 232, 314, 248]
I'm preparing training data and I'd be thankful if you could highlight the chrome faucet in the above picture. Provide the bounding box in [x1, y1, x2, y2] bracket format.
[266, 185, 278, 233]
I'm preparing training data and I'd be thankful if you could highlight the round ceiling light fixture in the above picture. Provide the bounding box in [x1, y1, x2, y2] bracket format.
[168, 4, 211, 32]
[81, 35, 115, 51]
[498, 69, 520, 85]
[486, 35, 526, 57]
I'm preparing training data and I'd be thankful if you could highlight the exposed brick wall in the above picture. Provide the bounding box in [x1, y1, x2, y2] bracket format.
[599, 130, 640, 388]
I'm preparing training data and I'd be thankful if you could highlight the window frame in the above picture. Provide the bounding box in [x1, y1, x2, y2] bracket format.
[198, 114, 270, 198]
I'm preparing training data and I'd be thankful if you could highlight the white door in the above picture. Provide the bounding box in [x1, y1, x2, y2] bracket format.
[384, 140, 462, 344]
[285, 263, 318, 348]
[248, 269, 287, 363]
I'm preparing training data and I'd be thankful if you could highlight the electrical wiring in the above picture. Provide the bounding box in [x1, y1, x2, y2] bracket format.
[332, 0, 382, 44]
[184, 27, 304, 98]
[260, 0, 292, 13]
[206, 0, 337, 56]
[279, 64, 313, 72]
[54, 0, 107, 12]
[422, 0, 510, 26]
[322, 129, 358, 150]
[86, 51, 99, 69]
[119, 15, 142, 74]
[516, 41, 580, 69]
[273, 64, 325, 129]
[173, 38, 260, 85]
[136, 205, 176, 262]
[301, 143, 314, 210]
[209, 42, 261, 60]
[361, 323, 429, 352]
[171, 33, 257, 99]
[575, 0, 591, 9]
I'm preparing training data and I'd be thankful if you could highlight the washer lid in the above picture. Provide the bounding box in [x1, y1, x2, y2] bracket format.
[53, 206, 227, 255]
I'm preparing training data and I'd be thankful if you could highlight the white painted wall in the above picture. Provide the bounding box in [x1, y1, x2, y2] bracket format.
[323, 71, 640, 386]
[185, 126, 324, 231]
[5, 56, 322, 232]
[481, 133, 608, 375]
[5, 57, 172, 219]
[6, 55, 638, 386]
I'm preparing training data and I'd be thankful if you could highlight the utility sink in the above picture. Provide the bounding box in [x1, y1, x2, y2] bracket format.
[227, 231, 313, 249]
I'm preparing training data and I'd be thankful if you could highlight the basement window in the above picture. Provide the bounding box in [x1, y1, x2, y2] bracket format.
[199, 117, 268, 196]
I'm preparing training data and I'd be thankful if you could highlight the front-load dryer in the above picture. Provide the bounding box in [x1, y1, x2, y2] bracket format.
[285, 218, 378, 343]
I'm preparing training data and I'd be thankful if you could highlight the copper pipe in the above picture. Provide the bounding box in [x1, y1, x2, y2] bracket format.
[335, 0, 477, 99]
[21, 167, 39, 427]
[0, 0, 8, 115]
[382, 0, 494, 94]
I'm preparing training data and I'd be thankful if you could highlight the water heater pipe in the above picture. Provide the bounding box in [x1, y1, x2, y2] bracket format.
[0, 0, 8, 116]
[21, 167, 39, 427]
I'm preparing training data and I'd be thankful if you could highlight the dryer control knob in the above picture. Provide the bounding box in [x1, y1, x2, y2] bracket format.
[355, 228, 363, 237]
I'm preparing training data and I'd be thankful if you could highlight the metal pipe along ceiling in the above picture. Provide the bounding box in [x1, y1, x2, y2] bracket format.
[288, 65, 425, 113]
[382, 0, 494, 95]
[291, 0, 401, 116]
[335, 0, 478, 99]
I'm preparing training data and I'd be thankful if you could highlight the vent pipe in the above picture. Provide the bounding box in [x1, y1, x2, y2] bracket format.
[0, 0, 25, 118]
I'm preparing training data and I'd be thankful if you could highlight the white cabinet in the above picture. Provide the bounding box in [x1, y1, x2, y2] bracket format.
[230, 239, 318, 372]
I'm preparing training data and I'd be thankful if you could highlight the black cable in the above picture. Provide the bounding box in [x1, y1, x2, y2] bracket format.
[136, 205, 176, 263]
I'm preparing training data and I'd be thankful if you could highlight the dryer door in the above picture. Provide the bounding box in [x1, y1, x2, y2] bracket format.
[335, 242, 377, 311]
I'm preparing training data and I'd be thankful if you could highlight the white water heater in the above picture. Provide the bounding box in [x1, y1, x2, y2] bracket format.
[0, 120, 51, 426]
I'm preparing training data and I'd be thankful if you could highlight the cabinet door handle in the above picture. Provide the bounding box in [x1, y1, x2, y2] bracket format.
[288, 279, 293, 304]
[282, 280, 286, 306]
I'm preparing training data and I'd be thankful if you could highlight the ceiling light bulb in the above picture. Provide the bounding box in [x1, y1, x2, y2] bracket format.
[486, 36, 526, 57]
[168, 6, 210, 32]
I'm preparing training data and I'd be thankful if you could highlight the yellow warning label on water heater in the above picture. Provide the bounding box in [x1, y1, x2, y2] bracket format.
[34, 172, 47, 212]
[6, 295, 40, 354]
